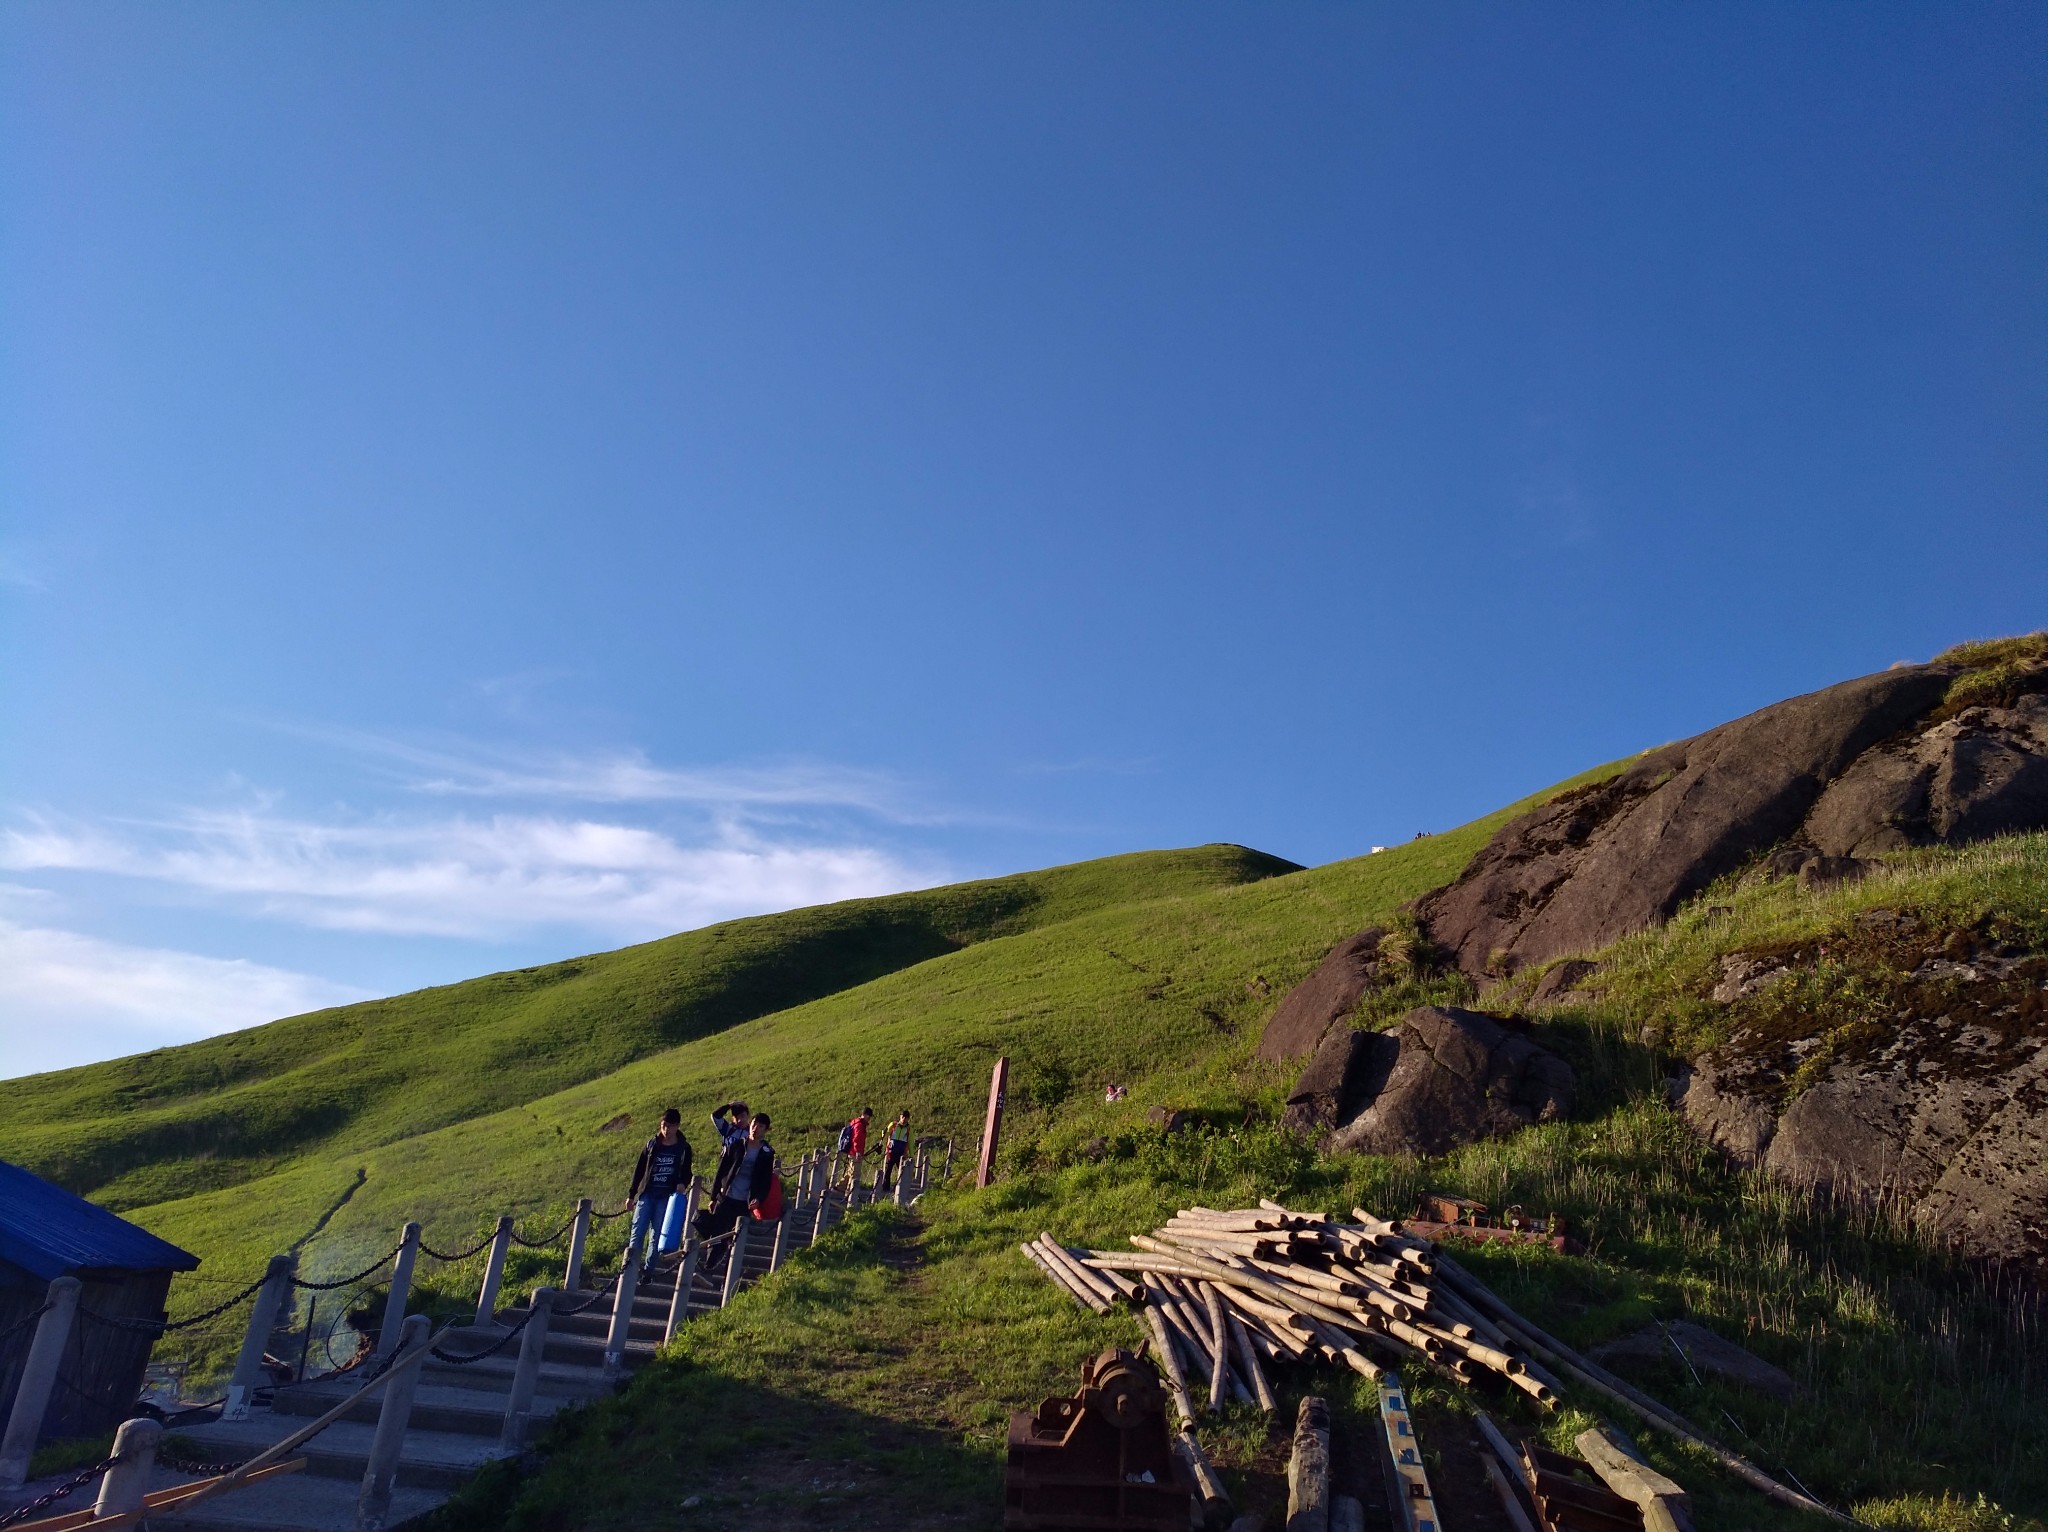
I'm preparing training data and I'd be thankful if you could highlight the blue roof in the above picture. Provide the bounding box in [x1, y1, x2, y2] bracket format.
[0, 1161, 199, 1282]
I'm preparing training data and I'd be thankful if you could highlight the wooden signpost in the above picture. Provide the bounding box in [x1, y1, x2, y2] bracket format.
[976, 1056, 1008, 1189]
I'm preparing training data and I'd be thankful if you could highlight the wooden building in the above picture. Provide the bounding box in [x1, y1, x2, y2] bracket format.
[0, 1160, 199, 1440]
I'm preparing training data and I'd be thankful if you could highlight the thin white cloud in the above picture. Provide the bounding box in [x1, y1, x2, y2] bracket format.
[0, 920, 372, 1080]
[289, 728, 933, 817]
[0, 810, 948, 940]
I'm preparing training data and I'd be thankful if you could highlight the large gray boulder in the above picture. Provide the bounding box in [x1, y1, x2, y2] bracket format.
[1324, 1007, 1574, 1157]
[1805, 695, 2048, 857]
[1413, 665, 1956, 978]
[1672, 929, 2048, 1265]
[1256, 927, 1386, 1064]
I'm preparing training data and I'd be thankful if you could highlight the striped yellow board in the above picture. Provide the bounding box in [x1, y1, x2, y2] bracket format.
[1376, 1372, 1445, 1532]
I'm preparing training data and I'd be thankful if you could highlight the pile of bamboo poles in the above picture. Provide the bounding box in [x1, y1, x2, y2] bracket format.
[1021, 1198, 1562, 1425]
[1023, 1198, 1850, 1527]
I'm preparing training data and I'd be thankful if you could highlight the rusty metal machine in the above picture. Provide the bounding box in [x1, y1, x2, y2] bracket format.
[1004, 1347, 1195, 1530]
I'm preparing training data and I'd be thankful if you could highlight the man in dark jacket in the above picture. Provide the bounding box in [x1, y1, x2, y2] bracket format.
[626, 1109, 693, 1267]
[696, 1111, 776, 1271]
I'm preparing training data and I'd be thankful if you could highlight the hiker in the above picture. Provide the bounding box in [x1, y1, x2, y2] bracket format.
[625, 1108, 694, 1268]
[877, 1109, 911, 1192]
[697, 1111, 778, 1270]
[711, 1099, 751, 1149]
[836, 1106, 873, 1192]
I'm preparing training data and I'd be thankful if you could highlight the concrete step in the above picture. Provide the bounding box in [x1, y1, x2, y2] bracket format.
[439, 1322, 655, 1372]
[271, 1379, 576, 1439]
[170, 1413, 511, 1490]
[418, 1353, 613, 1401]
[137, 1467, 448, 1531]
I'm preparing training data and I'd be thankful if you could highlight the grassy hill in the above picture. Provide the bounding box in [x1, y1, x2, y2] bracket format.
[11, 749, 2040, 1531]
[0, 843, 1299, 1210]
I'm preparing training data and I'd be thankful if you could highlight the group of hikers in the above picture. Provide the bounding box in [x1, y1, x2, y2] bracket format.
[621, 1100, 914, 1274]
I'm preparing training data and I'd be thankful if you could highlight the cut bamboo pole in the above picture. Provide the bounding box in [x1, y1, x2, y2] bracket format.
[1143, 1303, 1199, 1428]
[1225, 1303, 1276, 1413]
[1035, 1235, 1120, 1310]
[1203, 1283, 1231, 1412]
[1021, 1242, 1105, 1313]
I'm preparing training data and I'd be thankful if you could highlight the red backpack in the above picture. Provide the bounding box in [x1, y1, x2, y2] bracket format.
[751, 1169, 784, 1222]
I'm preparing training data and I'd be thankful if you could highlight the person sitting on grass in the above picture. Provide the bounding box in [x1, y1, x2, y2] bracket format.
[697, 1111, 777, 1273]
[625, 1108, 693, 1269]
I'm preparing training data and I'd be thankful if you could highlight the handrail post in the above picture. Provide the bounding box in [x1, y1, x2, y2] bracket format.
[378, 1223, 421, 1355]
[91, 1416, 163, 1517]
[894, 1153, 915, 1206]
[771, 1207, 794, 1271]
[355, 1314, 429, 1531]
[602, 1251, 640, 1377]
[562, 1198, 593, 1293]
[665, 1240, 701, 1343]
[226, 1254, 297, 1421]
[475, 1215, 514, 1325]
[811, 1170, 833, 1243]
[0, 1275, 82, 1487]
[721, 1223, 751, 1306]
[943, 1138, 955, 1181]
[500, 1288, 556, 1450]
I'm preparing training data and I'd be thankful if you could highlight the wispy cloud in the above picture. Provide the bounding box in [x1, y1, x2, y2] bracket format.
[1, 810, 949, 940]
[0, 920, 372, 1080]
[281, 727, 963, 823]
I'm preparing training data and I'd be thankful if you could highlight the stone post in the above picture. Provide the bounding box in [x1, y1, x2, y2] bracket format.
[0, 1276, 82, 1487]
[378, 1222, 421, 1355]
[474, 1216, 515, 1325]
[720, 1222, 751, 1306]
[771, 1207, 794, 1271]
[562, 1198, 593, 1293]
[91, 1416, 162, 1518]
[602, 1251, 640, 1376]
[665, 1240, 701, 1344]
[355, 1314, 429, 1531]
[500, 1289, 556, 1450]
[225, 1254, 297, 1421]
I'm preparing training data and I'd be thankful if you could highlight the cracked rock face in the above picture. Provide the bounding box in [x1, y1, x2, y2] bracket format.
[1320, 1006, 1574, 1158]
[1412, 665, 1958, 979]
[1671, 926, 2048, 1264]
[1255, 926, 1386, 1064]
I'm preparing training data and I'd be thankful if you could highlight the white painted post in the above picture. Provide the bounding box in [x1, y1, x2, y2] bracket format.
[771, 1208, 794, 1271]
[378, 1222, 421, 1355]
[500, 1288, 556, 1450]
[848, 1151, 864, 1206]
[602, 1252, 640, 1376]
[225, 1254, 297, 1421]
[475, 1216, 515, 1325]
[721, 1223, 751, 1306]
[811, 1170, 833, 1244]
[355, 1314, 429, 1531]
[675, 1178, 702, 1259]
[665, 1240, 701, 1343]
[0, 1276, 82, 1487]
[91, 1416, 162, 1517]
[942, 1138, 955, 1181]
[562, 1198, 593, 1293]
[894, 1154, 914, 1206]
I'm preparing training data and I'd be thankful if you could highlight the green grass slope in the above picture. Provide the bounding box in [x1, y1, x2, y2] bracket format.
[0, 844, 1297, 1209]
[432, 832, 2048, 1532]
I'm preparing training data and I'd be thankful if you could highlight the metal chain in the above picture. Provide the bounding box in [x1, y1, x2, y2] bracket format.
[0, 1456, 121, 1528]
[291, 1245, 402, 1291]
[508, 1213, 578, 1250]
[592, 1202, 632, 1220]
[553, 1264, 626, 1316]
[156, 1446, 252, 1476]
[0, 1302, 52, 1353]
[428, 1309, 533, 1366]
[80, 1269, 274, 1336]
[419, 1233, 496, 1263]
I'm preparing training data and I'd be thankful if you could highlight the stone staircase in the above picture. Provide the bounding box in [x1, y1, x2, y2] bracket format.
[108, 1144, 924, 1530]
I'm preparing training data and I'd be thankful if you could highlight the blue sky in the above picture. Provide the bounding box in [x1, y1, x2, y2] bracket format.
[3, 3, 2043, 1079]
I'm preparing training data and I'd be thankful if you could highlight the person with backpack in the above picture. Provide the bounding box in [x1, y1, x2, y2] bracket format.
[836, 1106, 873, 1193]
[878, 1110, 912, 1193]
[697, 1111, 778, 1272]
[625, 1108, 693, 1268]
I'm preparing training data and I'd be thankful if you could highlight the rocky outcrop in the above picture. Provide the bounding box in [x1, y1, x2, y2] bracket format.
[1591, 1320, 1796, 1401]
[1281, 1025, 1392, 1135]
[1256, 927, 1386, 1063]
[1413, 665, 1956, 978]
[1672, 924, 2048, 1264]
[1805, 695, 2048, 857]
[1322, 1007, 1574, 1158]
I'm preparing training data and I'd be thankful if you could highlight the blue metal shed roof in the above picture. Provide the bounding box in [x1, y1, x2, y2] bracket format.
[0, 1161, 199, 1282]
